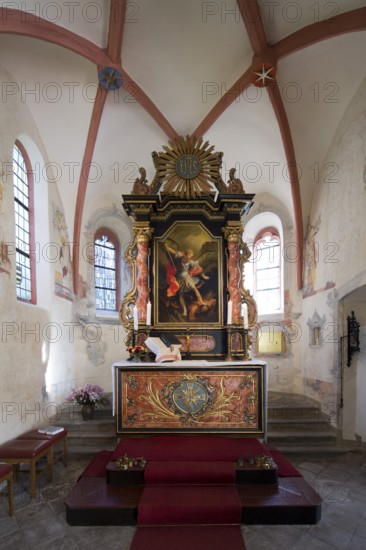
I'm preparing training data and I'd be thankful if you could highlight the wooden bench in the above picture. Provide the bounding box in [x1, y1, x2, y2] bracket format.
[0, 463, 13, 515]
[17, 429, 68, 467]
[0, 439, 53, 498]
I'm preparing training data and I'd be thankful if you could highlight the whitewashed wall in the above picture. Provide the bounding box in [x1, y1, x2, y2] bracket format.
[0, 64, 131, 443]
[300, 75, 366, 436]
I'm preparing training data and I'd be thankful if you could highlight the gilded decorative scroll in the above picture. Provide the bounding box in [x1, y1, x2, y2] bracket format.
[223, 221, 257, 328]
[119, 222, 153, 329]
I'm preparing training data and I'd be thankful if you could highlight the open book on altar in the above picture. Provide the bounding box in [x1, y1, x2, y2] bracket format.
[145, 337, 182, 362]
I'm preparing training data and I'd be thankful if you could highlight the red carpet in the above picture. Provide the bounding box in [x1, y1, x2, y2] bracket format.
[145, 460, 236, 484]
[138, 485, 242, 525]
[130, 525, 247, 550]
[111, 435, 266, 461]
[79, 439, 301, 480]
[78, 450, 112, 480]
[72, 437, 305, 549]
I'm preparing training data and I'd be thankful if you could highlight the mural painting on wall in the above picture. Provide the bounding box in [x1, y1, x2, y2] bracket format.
[0, 242, 11, 276]
[303, 215, 321, 296]
[0, 180, 4, 214]
[155, 222, 222, 325]
[52, 204, 72, 300]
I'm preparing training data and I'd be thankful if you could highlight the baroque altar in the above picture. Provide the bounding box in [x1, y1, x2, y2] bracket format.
[116, 135, 261, 435]
[119, 135, 257, 357]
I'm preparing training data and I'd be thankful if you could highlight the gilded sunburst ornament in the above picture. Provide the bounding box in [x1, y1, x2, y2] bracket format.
[154, 135, 223, 199]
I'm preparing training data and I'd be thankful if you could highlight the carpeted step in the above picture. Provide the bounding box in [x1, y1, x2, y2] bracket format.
[130, 525, 247, 550]
[78, 450, 113, 480]
[138, 484, 242, 525]
[111, 435, 266, 461]
[145, 460, 236, 484]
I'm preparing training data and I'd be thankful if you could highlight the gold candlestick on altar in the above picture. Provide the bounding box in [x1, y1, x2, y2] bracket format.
[133, 329, 138, 347]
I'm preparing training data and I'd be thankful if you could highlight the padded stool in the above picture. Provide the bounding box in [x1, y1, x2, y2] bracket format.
[0, 463, 14, 515]
[17, 429, 68, 467]
[0, 439, 52, 498]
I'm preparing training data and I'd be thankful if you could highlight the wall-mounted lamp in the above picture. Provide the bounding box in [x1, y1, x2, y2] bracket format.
[347, 311, 360, 367]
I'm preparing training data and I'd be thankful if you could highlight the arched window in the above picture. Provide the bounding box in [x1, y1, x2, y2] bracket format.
[13, 140, 36, 303]
[254, 228, 281, 314]
[94, 228, 119, 311]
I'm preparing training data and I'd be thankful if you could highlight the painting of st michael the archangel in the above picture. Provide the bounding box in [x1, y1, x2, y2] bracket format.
[155, 222, 222, 325]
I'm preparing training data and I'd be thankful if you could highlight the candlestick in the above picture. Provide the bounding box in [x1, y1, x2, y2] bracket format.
[227, 299, 233, 325]
[146, 301, 152, 326]
[133, 305, 138, 331]
[241, 302, 248, 329]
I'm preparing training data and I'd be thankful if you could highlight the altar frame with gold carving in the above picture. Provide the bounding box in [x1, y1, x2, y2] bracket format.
[119, 136, 258, 360]
[155, 220, 223, 327]
[114, 361, 267, 438]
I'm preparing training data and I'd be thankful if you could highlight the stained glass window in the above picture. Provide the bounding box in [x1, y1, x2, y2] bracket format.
[94, 230, 119, 310]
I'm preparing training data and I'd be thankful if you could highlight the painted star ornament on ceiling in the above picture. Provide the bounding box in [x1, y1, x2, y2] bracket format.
[98, 67, 123, 90]
[252, 63, 277, 88]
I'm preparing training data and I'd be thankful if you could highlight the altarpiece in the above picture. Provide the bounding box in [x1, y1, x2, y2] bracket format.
[115, 136, 265, 436]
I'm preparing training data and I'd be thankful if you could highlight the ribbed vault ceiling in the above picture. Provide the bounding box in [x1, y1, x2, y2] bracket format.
[0, 0, 365, 290]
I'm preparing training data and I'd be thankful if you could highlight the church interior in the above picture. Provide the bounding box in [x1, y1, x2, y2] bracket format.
[1, 1, 366, 548]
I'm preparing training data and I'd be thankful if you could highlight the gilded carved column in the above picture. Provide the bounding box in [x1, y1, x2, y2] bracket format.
[134, 222, 153, 324]
[223, 222, 244, 324]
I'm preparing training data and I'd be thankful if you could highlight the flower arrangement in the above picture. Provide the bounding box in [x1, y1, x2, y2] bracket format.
[66, 384, 109, 408]
[128, 345, 147, 362]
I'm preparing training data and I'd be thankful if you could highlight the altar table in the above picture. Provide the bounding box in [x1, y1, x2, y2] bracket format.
[112, 361, 267, 439]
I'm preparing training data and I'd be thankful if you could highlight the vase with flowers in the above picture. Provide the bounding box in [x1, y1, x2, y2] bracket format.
[128, 345, 147, 362]
[66, 384, 109, 420]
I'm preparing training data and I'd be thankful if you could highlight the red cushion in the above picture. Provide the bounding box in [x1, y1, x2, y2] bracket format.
[0, 439, 51, 458]
[17, 429, 67, 443]
[0, 462, 13, 478]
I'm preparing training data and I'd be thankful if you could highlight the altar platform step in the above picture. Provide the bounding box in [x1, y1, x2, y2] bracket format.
[54, 392, 342, 458]
[53, 404, 117, 459]
[267, 391, 330, 421]
[65, 476, 321, 527]
[266, 391, 339, 455]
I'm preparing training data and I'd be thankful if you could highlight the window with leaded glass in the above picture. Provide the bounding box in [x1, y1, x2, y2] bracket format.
[254, 230, 281, 314]
[94, 229, 119, 311]
[13, 141, 36, 303]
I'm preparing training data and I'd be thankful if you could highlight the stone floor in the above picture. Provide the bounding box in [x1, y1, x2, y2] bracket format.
[1, 450, 366, 550]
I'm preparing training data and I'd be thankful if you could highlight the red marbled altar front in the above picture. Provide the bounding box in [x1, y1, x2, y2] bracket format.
[121, 370, 260, 431]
